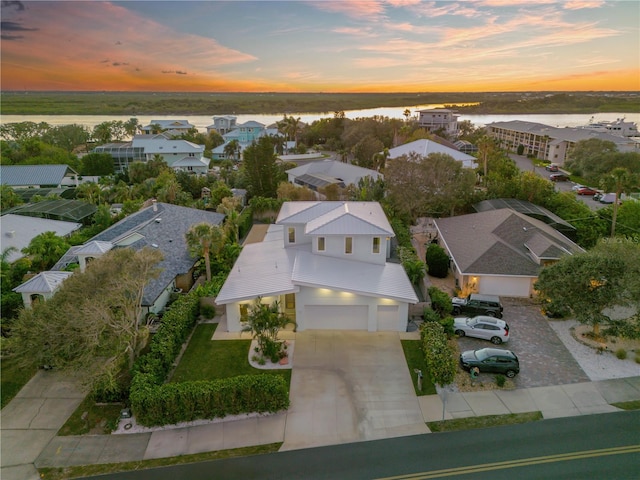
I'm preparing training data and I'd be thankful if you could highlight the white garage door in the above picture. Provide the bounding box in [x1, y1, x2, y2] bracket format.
[304, 305, 368, 330]
[377, 305, 399, 331]
[479, 276, 531, 297]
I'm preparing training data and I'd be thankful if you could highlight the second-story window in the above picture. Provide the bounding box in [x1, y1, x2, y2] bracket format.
[372, 237, 380, 254]
[288, 227, 295, 243]
[318, 237, 325, 251]
[345, 237, 353, 254]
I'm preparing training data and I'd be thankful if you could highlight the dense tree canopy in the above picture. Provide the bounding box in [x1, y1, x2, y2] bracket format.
[9, 248, 163, 393]
[385, 152, 476, 220]
[535, 238, 640, 335]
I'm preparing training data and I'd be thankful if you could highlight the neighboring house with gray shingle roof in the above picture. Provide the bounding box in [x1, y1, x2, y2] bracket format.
[0, 164, 79, 188]
[14, 202, 225, 316]
[434, 209, 584, 298]
[286, 160, 382, 192]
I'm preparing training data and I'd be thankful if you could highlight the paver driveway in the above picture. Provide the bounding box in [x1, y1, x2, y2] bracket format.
[456, 298, 590, 388]
[280, 331, 428, 451]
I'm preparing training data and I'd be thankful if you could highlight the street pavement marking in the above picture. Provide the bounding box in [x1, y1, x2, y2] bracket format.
[376, 445, 640, 479]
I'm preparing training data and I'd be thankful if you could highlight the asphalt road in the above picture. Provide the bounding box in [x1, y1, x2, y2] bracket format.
[85, 411, 640, 480]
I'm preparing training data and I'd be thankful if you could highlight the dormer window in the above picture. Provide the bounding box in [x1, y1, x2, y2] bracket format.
[372, 237, 380, 254]
[288, 227, 296, 243]
[318, 237, 325, 251]
[345, 237, 353, 254]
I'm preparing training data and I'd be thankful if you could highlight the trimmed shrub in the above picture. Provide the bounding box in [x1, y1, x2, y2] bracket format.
[132, 375, 290, 427]
[428, 286, 453, 317]
[422, 307, 441, 324]
[129, 290, 289, 427]
[425, 243, 450, 278]
[200, 304, 216, 319]
[615, 348, 627, 360]
[419, 322, 457, 387]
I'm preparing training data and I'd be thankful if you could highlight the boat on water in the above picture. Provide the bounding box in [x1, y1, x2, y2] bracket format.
[579, 116, 639, 137]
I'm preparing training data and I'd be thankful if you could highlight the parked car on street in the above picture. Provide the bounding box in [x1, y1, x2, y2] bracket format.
[452, 294, 503, 318]
[599, 193, 621, 204]
[459, 348, 520, 378]
[545, 163, 559, 172]
[454, 316, 510, 344]
[549, 173, 570, 182]
[576, 186, 598, 196]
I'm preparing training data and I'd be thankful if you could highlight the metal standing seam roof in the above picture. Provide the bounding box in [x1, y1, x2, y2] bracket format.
[277, 201, 394, 236]
[0, 164, 77, 187]
[74, 241, 114, 256]
[286, 160, 383, 186]
[387, 139, 478, 168]
[0, 214, 82, 263]
[216, 204, 417, 305]
[13, 271, 73, 293]
[171, 157, 210, 167]
[292, 250, 418, 303]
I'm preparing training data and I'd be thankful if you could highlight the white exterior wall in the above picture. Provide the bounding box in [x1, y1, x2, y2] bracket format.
[310, 234, 386, 265]
[284, 224, 312, 247]
[224, 295, 281, 332]
[295, 286, 407, 332]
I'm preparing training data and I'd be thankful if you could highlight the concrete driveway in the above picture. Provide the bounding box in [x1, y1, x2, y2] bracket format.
[0, 370, 85, 480]
[280, 331, 428, 451]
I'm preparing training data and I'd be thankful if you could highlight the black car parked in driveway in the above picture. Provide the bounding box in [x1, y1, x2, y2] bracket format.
[459, 347, 520, 378]
[452, 294, 503, 318]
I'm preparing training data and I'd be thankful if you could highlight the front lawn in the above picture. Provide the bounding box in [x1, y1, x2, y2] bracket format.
[58, 396, 122, 436]
[401, 340, 437, 395]
[170, 323, 291, 386]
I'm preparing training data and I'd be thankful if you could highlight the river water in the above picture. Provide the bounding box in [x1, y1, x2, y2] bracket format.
[1, 105, 639, 132]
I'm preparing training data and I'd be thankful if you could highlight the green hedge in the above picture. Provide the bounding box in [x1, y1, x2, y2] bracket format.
[129, 291, 290, 427]
[131, 375, 289, 426]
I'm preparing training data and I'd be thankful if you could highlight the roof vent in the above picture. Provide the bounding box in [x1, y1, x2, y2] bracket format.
[155, 218, 162, 223]
[151, 243, 159, 248]
[6, 230, 15, 238]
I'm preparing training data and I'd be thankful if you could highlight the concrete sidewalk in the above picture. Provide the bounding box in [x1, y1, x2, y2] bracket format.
[418, 376, 640, 422]
[30, 376, 640, 473]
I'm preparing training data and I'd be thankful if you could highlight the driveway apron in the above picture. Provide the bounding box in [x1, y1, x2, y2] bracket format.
[1, 370, 85, 480]
[280, 331, 428, 451]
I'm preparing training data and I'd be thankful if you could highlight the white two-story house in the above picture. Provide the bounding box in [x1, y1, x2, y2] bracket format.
[216, 201, 418, 332]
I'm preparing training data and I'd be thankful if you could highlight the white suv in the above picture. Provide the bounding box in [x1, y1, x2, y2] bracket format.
[453, 316, 510, 344]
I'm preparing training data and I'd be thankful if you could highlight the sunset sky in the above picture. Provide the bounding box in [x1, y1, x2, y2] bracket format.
[1, 0, 638, 92]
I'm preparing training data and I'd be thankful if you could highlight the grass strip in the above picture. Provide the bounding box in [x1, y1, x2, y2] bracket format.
[611, 400, 640, 411]
[38, 443, 282, 480]
[427, 412, 543, 433]
[0, 356, 37, 409]
[401, 339, 437, 396]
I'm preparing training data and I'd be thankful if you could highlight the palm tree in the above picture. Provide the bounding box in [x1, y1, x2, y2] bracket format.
[217, 196, 241, 243]
[223, 139, 241, 162]
[600, 167, 637, 237]
[185, 223, 225, 282]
